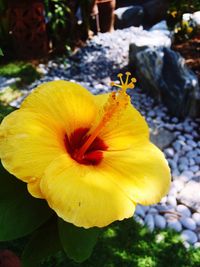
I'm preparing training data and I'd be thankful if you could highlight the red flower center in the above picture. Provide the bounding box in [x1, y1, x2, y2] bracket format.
[65, 128, 108, 166]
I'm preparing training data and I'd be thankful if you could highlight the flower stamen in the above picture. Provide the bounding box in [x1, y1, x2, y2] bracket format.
[76, 73, 137, 161]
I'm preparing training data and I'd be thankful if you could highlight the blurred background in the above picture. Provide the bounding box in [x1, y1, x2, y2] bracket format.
[0, 1, 199, 58]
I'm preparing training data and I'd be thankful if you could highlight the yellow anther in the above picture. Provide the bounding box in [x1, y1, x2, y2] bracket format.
[111, 72, 137, 91]
[131, 77, 137, 83]
[125, 72, 131, 75]
[110, 81, 116, 86]
[117, 73, 123, 78]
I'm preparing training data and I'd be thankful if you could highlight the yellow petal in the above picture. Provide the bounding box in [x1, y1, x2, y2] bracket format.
[102, 141, 171, 205]
[21, 80, 97, 135]
[40, 154, 136, 228]
[27, 178, 44, 198]
[0, 109, 65, 186]
[94, 93, 149, 150]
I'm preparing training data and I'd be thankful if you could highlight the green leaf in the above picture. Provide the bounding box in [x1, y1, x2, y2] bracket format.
[22, 218, 62, 267]
[0, 163, 53, 241]
[58, 219, 100, 263]
[0, 48, 3, 56]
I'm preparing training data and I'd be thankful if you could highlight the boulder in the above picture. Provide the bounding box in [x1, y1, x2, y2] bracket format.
[141, 0, 170, 27]
[150, 128, 176, 150]
[129, 43, 200, 117]
[114, 5, 144, 29]
[115, 0, 170, 27]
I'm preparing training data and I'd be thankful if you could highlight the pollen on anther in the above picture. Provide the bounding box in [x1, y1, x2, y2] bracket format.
[111, 72, 137, 91]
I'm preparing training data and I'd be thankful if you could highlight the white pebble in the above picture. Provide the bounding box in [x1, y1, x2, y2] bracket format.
[195, 157, 200, 165]
[174, 153, 179, 163]
[157, 204, 174, 212]
[172, 170, 180, 177]
[194, 242, 200, 249]
[178, 164, 188, 172]
[181, 230, 198, 244]
[180, 217, 196, 230]
[173, 141, 181, 151]
[134, 215, 144, 226]
[142, 206, 150, 213]
[169, 159, 178, 170]
[183, 241, 190, 249]
[155, 215, 166, 229]
[148, 110, 156, 117]
[145, 214, 155, 232]
[165, 148, 174, 158]
[180, 171, 194, 181]
[187, 140, 197, 147]
[176, 205, 191, 217]
[187, 151, 198, 158]
[167, 220, 182, 232]
[189, 158, 195, 166]
[169, 186, 177, 196]
[172, 180, 184, 192]
[148, 208, 158, 214]
[160, 196, 167, 204]
[135, 205, 145, 218]
[190, 165, 199, 172]
[182, 145, 192, 152]
[167, 196, 177, 207]
[178, 157, 189, 166]
[172, 117, 179, 123]
[192, 213, 200, 226]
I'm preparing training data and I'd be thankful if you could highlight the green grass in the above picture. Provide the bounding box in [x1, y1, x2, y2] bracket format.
[0, 61, 40, 108]
[0, 61, 40, 85]
[41, 219, 200, 267]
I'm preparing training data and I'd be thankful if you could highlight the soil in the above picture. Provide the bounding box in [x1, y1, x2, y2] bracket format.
[172, 34, 200, 82]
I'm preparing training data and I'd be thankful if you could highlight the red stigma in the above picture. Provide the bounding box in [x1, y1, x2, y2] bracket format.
[64, 128, 107, 165]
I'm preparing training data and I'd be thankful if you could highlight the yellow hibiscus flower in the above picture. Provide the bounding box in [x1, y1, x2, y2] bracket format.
[0, 73, 170, 228]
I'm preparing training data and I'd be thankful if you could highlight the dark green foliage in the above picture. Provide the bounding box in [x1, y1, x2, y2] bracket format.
[44, 0, 71, 51]
[167, 0, 200, 42]
[169, 0, 200, 15]
[58, 219, 100, 263]
[0, 162, 53, 241]
[44, 0, 95, 52]
[22, 218, 62, 267]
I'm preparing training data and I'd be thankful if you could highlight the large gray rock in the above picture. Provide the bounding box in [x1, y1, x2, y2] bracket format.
[150, 127, 176, 149]
[116, 0, 170, 27]
[129, 44, 200, 117]
[114, 6, 144, 29]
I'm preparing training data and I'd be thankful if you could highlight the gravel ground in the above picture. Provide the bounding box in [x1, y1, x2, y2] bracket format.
[1, 26, 200, 248]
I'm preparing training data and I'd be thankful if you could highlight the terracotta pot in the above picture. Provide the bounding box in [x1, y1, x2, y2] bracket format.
[8, 0, 49, 58]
